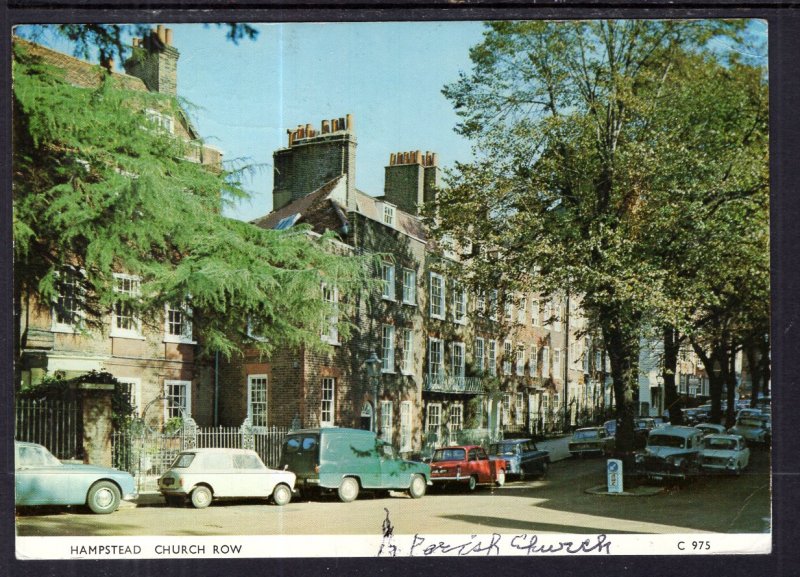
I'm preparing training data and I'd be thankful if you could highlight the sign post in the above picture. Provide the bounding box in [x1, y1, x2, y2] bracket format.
[607, 459, 623, 493]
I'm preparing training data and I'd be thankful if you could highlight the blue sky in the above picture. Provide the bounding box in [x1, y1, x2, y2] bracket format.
[17, 20, 766, 222]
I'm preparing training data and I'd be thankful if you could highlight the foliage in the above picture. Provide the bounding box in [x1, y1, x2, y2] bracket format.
[13, 40, 372, 361]
[429, 20, 768, 450]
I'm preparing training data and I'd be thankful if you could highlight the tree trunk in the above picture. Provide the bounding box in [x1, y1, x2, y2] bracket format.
[745, 337, 761, 408]
[663, 326, 682, 425]
[759, 333, 771, 399]
[725, 338, 737, 428]
[604, 325, 639, 454]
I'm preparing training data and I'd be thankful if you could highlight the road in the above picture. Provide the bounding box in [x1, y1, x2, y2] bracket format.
[16, 441, 770, 538]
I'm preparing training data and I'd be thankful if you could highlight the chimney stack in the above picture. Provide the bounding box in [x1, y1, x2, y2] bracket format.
[124, 25, 180, 96]
[384, 148, 440, 214]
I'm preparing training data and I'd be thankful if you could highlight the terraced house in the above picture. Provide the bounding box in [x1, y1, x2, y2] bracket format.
[223, 114, 612, 456]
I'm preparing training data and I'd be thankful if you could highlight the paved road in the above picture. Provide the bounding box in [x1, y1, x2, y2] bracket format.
[16, 442, 770, 538]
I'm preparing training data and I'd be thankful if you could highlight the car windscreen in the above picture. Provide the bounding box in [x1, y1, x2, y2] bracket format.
[171, 453, 196, 468]
[489, 444, 516, 456]
[648, 435, 686, 448]
[737, 418, 767, 427]
[432, 448, 466, 461]
[573, 430, 600, 440]
[703, 438, 737, 450]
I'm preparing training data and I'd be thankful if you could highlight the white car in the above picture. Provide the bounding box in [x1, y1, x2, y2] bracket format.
[694, 423, 727, 437]
[158, 448, 296, 508]
[698, 434, 750, 475]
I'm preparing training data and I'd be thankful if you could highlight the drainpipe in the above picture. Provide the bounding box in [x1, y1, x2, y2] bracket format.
[214, 350, 220, 426]
[563, 291, 570, 430]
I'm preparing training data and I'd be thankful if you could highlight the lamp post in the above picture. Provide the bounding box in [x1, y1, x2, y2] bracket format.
[656, 373, 664, 417]
[365, 350, 382, 434]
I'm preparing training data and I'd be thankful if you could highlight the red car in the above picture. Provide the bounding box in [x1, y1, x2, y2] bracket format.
[429, 445, 506, 491]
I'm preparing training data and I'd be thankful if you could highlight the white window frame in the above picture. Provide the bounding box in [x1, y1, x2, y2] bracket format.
[51, 268, 84, 333]
[453, 284, 467, 324]
[489, 290, 498, 321]
[382, 324, 396, 373]
[543, 300, 553, 327]
[516, 345, 525, 377]
[516, 392, 525, 425]
[553, 302, 563, 332]
[402, 268, 417, 305]
[321, 283, 339, 345]
[401, 328, 414, 375]
[321, 378, 335, 427]
[542, 346, 550, 376]
[502, 394, 511, 426]
[383, 203, 396, 226]
[426, 402, 442, 445]
[531, 299, 540, 327]
[428, 337, 444, 378]
[530, 344, 538, 377]
[554, 348, 562, 376]
[517, 297, 527, 324]
[145, 108, 175, 134]
[474, 337, 485, 375]
[429, 272, 445, 319]
[116, 377, 142, 418]
[452, 342, 466, 378]
[381, 262, 396, 301]
[504, 300, 513, 323]
[111, 273, 143, 339]
[247, 374, 269, 429]
[164, 380, 191, 421]
[448, 403, 463, 444]
[503, 341, 513, 375]
[164, 302, 195, 344]
[488, 340, 497, 377]
[380, 400, 393, 443]
[400, 401, 413, 453]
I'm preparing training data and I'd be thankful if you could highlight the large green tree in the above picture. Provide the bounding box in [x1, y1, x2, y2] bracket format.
[13, 34, 370, 374]
[429, 20, 767, 453]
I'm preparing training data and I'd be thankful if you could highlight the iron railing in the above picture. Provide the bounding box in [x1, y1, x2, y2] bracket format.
[15, 398, 80, 459]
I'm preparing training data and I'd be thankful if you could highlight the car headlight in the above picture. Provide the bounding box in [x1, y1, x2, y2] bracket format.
[635, 454, 644, 464]
[668, 456, 685, 467]
[728, 457, 736, 466]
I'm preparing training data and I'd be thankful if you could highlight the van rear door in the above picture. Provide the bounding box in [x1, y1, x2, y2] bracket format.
[281, 433, 320, 481]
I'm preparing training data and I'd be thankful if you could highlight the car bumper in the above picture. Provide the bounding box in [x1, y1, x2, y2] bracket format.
[123, 490, 139, 502]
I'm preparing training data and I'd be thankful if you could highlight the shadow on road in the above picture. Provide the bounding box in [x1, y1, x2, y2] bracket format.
[438, 514, 646, 535]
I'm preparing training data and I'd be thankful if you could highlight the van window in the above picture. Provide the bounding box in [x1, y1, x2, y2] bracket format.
[205, 453, 232, 470]
[234, 453, 264, 470]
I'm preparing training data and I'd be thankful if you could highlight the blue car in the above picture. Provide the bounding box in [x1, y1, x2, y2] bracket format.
[488, 439, 550, 481]
[15, 441, 138, 514]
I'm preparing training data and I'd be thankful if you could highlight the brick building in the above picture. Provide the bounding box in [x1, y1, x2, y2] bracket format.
[15, 29, 221, 426]
[221, 114, 611, 455]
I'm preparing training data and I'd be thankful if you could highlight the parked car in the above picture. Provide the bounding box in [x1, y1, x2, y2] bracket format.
[568, 427, 615, 457]
[694, 423, 727, 437]
[280, 428, 430, 502]
[683, 408, 707, 426]
[158, 448, 295, 508]
[429, 445, 506, 491]
[728, 414, 771, 445]
[15, 441, 137, 514]
[603, 420, 617, 438]
[698, 434, 750, 475]
[634, 418, 657, 448]
[488, 439, 550, 480]
[736, 408, 763, 420]
[634, 425, 704, 481]
[651, 416, 668, 428]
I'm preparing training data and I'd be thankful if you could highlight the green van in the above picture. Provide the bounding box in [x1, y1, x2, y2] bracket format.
[279, 428, 431, 502]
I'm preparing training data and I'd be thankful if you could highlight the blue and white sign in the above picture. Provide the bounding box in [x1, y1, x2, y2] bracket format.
[607, 459, 623, 494]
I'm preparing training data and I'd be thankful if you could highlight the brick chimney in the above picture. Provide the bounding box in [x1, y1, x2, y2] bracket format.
[124, 25, 179, 96]
[273, 114, 357, 211]
[384, 150, 440, 215]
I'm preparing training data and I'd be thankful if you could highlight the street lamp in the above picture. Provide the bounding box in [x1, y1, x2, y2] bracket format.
[365, 350, 382, 433]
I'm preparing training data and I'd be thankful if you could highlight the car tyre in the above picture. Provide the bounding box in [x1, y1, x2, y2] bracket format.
[539, 461, 549, 478]
[272, 483, 292, 506]
[496, 470, 506, 487]
[518, 469, 526, 482]
[408, 474, 426, 499]
[190, 486, 213, 509]
[87, 481, 121, 514]
[338, 477, 360, 503]
[467, 475, 478, 492]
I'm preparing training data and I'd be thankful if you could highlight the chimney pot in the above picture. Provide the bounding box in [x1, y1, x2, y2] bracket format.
[305, 123, 313, 137]
[346, 114, 353, 132]
[431, 153, 439, 166]
[165, 28, 173, 46]
[132, 37, 139, 47]
[339, 118, 345, 132]
[416, 150, 422, 164]
[156, 25, 165, 43]
[389, 153, 396, 165]
[322, 120, 330, 134]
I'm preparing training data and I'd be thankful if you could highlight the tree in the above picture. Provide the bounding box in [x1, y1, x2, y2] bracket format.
[12, 34, 371, 378]
[429, 20, 766, 453]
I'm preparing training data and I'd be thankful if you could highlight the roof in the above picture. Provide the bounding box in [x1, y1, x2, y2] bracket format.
[353, 189, 427, 241]
[493, 438, 533, 444]
[251, 176, 347, 231]
[650, 425, 702, 437]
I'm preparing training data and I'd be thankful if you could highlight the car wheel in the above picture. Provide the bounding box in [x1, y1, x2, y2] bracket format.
[272, 484, 292, 506]
[190, 486, 213, 509]
[408, 474, 426, 499]
[87, 481, 121, 514]
[337, 477, 360, 503]
[539, 461, 549, 478]
[519, 469, 527, 482]
[467, 475, 478, 492]
[496, 470, 506, 487]
[165, 495, 184, 508]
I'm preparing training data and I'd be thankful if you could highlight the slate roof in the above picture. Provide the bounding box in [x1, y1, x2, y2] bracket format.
[251, 176, 347, 230]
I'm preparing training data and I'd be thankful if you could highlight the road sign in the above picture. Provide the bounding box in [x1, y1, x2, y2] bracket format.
[607, 459, 623, 493]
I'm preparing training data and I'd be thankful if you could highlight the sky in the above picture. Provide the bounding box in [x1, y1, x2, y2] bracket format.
[16, 20, 766, 222]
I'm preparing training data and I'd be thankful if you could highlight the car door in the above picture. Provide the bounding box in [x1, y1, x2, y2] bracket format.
[203, 452, 235, 497]
[473, 448, 493, 483]
[234, 452, 270, 497]
[15, 444, 72, 505]
[378, 443, 410, 489]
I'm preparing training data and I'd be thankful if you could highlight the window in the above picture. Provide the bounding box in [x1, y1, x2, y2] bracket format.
[542, 394, 550, 415]
[449, 403, 463, 444]
[516, 345, 525, 376]
[476, 291, 486, 316]
[530, 345, 538, 376]
[145, 108, 174, 134]
[247, 317, 267, 342]
[164, 380, 191, 420]
[383, 204, 396, 226]
[554, 348, 562, 376]
[429, 272, 445, 319]
[401, 328, 414, 375]
[381, 262, 395, 300]
[247, 375, 268, 428]
[543, 300, 553, 327]
[402, 268, 416, 305]
[531, 299, 540, 326]
[488, 340, 497, 377]
[488, 290, 498, 321]
[400, 401, 413, 453]
[164, 303, 194, 343]
[382, 325, 395, 373]
[453, 285, 467, 324]
[583, 338, 591, 372]
[503, 341, 513, 375]
[553, 302, 563, 332]
[502, 394, 511, 426]
[452, 342, 465, 378]
[321, 378, 335, 426]
[517, 297, 527, 324]
[52, 267, 83, 332]
[426, 403, 442, 445]
[516, 392, 525, 425]
[504, 300, 513, 322]
[542, 346, 550, 375]
[380, 400, 393, 443]
[112, 273, 142, 338]
[474, 337, 485, 375]
[116, 377, 141, 417]
[428, 338, 444, 378]
[321, 283, 339, 344]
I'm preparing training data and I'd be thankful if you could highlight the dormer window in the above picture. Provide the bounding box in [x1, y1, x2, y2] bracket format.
[383, 203, 396, 226]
